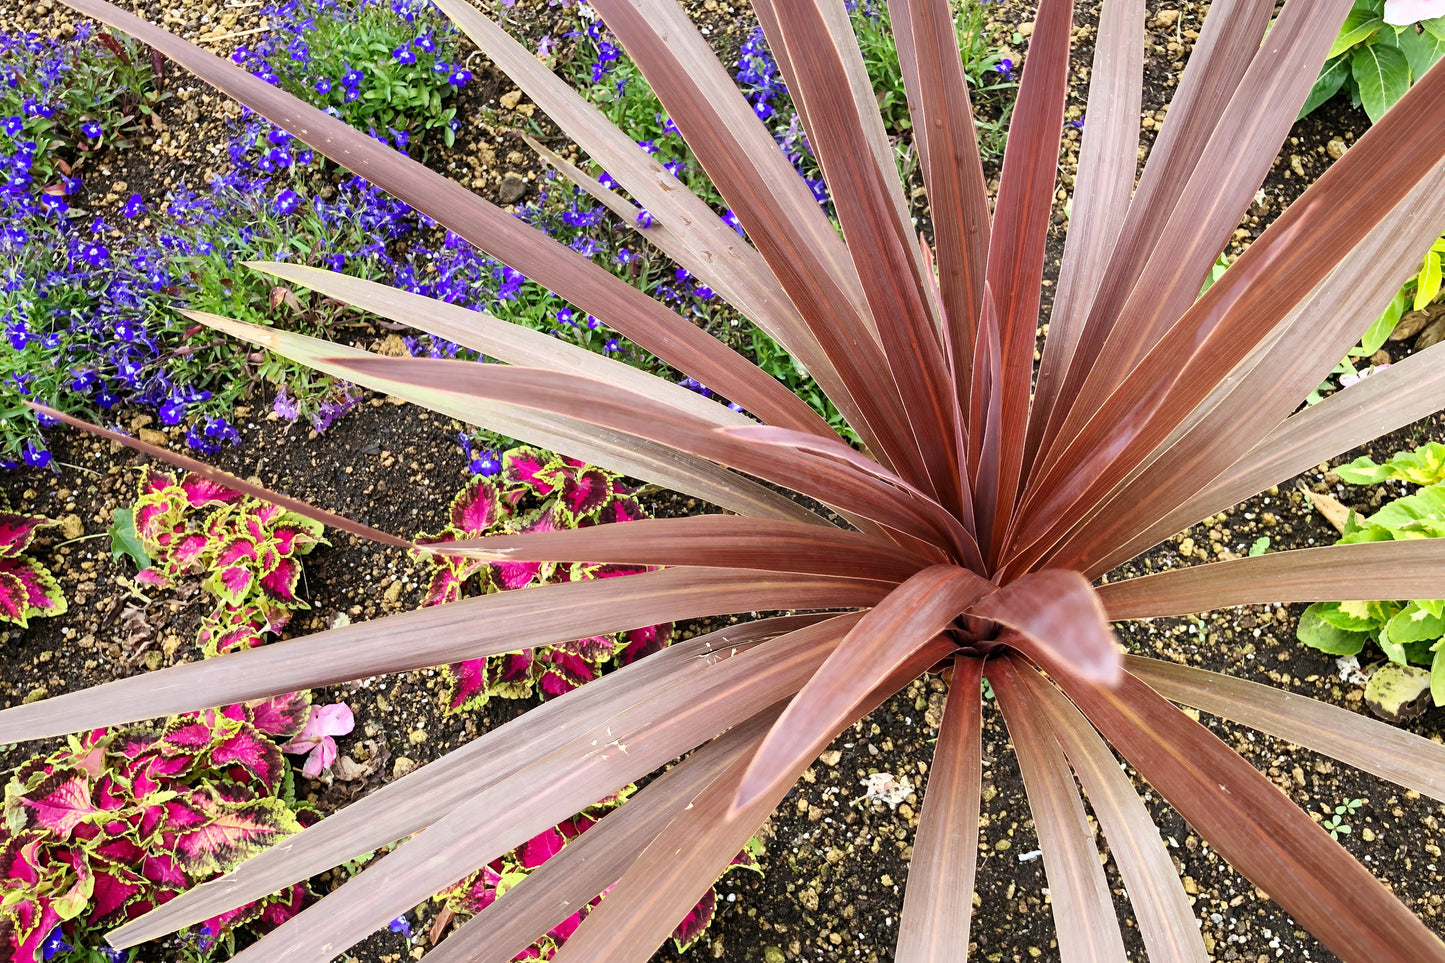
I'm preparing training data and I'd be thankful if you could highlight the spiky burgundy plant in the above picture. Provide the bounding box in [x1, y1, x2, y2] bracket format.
[10, 0, 1445, 959]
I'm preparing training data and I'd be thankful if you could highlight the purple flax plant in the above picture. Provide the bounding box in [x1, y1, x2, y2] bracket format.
[10, 0, 1445, 960]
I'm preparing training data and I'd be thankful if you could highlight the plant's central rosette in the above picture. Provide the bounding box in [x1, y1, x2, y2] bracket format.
[948, 612, 1002, 652]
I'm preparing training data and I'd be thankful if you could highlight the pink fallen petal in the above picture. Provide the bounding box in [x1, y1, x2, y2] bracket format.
[1384, 0, 1445, 23]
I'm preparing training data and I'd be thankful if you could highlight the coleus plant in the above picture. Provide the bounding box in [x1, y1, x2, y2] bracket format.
[415, 449, 668, 713]
[0, 693, 314, 961]
[126, 469, 325, 657]
[437, 788, 758, 959]
[1299, 441, 1445, 698]
[11, 0, 1445, 959]
[0, 506, 66, 630]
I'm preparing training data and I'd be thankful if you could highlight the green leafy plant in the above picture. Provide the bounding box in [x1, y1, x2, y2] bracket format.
[125, 469, 325, 657]
[231, 0, 470, 153]
[1301, 0, 1445, 121]
[1321, 797, 1365, 840]
[414, 451, 669, 714]
[0, 23, 164, 188]
[0, 505, 66, 629]
[1298, 442, 1445, 695]
[0, 693, 315, 960]
[12, 0, 1445, 961]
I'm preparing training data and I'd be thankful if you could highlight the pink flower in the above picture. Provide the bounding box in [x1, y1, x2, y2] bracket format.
[280, 703, 354, 778]
[1384, 0, 1445, 24]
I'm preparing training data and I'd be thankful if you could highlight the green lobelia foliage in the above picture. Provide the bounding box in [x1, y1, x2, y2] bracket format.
[10, 0, 1445, 960]
[0, 693, 315, 960]
[414, 448, 669, 714]
[0, 504, 66, 630]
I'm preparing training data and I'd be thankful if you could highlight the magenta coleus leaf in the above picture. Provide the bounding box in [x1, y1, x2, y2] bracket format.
[503, 446, 565, 496]
[209, 563, 255, 605]
[246, 691, 312, 740]
[88, 865, 147, 926]
[258, 556, 303, 605]
[178, 473, 242, 508]
[449, 477, 505, 533]
[17, 769, 97, 839]
[518, 827, 565, 869]
[440, 659, 489, 715]
[560, 468, 615, 520]
[671, 887, 717, 953]
[0, 512, 51, 559]
[210, 723, 286, 791]
[1, 894, 61, 963]
[597, 495, 648, 526]
[0, 569, 31, 626]
[169, 797, 301, 876]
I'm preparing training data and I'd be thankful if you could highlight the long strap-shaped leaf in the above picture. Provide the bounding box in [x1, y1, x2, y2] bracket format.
[424, 0, 880, 450]
[588, 0, 939, 489]
[1070, 0, 1351, 392]
[436, 515, 930, 583]
[0, 568, 886, 743]
[888, 0, 992, 410]
[516, 135, 875, 450]
[56, 0, 825, 435]
[109, 615, 836, 948]
[332, 356, 966, 552]
[966, 570, 1121, 684]
[734, 565, 992, 811]
[1125, 655, 1445, 804]
[1025, 0, 1277, 463]
[1045, 161, 1445, 577]
[243, 261, 748, 427]
[1007, 56, 1445, 573]
[754, 0, 964, 514]
[420, 710, 778, 963]
[1095, 341, 1445, 580]
[894, 656, 985, 963]
[1025, 0, 1145, 470]
[28, 404, 409, 549]
[185, 310, 824, 526]
[986, 656, 1128, 962]
[550, 637, 957, 963]
[1097, 540, 1445, 620]
[976, 0, 1072, 560]
[221, 618, 858, 963]
[1033, 653, 1445, 962]
[1008, 656, 1208, 963]
[717, 425, 981, 568]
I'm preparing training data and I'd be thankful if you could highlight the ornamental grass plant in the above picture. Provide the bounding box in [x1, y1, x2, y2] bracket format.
[7, 0, 1445, 960]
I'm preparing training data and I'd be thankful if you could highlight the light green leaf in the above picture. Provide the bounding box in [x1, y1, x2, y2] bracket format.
[1397, 23, 1445, 80]
[1297, 603, 1370, 655]
[1248, 536, 1270, 557]
[108, 507, 151, 569]
[1415, 251, 1442, 310]
[1423, 16, 1445, 41]
[1383, 602, 1445, 645]
[1299, 55, 1352, 119]
[1432, 644, 1445, 706]
[1352, 41, 1412, 122]
[1362, 288, 1409, 353]
[1335, 455, 1392, 485]
[1332, 10, 1385, 58]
